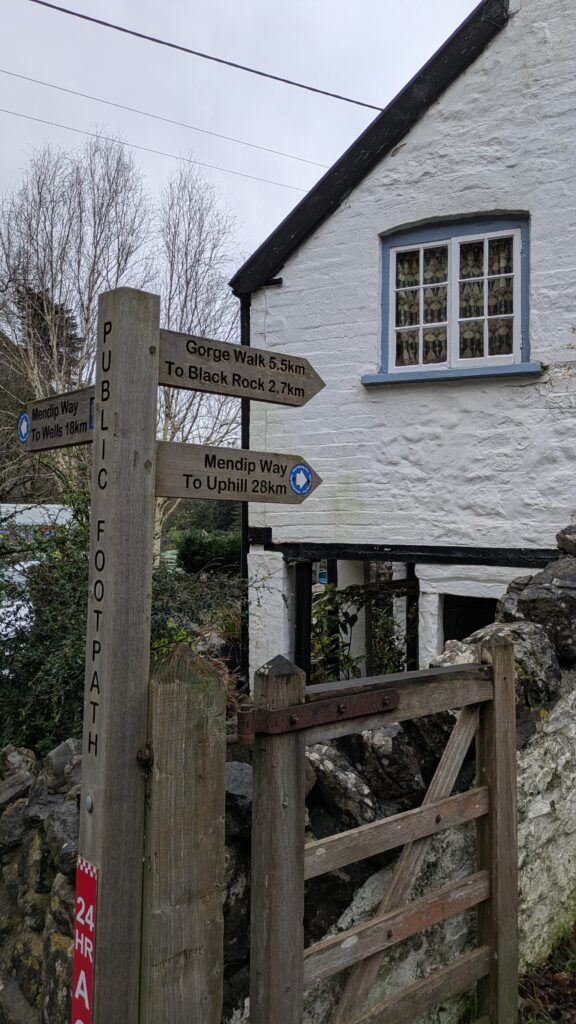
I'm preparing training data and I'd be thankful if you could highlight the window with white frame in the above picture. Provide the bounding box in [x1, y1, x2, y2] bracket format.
[389, 228, 522, 373]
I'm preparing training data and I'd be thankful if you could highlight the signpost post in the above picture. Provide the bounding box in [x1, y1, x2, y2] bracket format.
[16, 287, 324, 1024]
[76, 288, 160, 1023]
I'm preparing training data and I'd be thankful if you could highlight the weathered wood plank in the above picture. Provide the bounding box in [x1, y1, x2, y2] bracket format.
[304, 870, 489, 987]
[306, 674, 490, 743]
[306, 663, 490, 701]
[305, 786, 488, 879]
[139, 647, 226, 1024]
[349, 946, 491, 1024]
[331, 705, 480, 1022]
[250, 657, 306, 1024]
[477, 640, 518, 1022]
[78, 287, 160, 1024]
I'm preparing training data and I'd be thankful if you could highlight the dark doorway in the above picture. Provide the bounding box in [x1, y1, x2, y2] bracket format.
[442, 594, 497, 644]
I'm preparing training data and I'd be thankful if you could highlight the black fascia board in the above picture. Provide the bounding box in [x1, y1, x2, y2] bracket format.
[247, 529, 557, 569]
[229, 0, 510, 298]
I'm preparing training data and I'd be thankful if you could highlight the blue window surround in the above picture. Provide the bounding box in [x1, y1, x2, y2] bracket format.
[361, 215, 542, 387]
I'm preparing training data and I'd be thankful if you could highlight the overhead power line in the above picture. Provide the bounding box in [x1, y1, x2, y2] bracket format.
[0, 68, 328, 169]
[0, 107, 310, 192]
[27, 0, 383, 112]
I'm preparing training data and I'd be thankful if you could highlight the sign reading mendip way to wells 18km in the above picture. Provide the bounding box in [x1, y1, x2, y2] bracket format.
[158, 330, 325, 407]
[17, 388, 94, 452]
[155, 441, 321, 504]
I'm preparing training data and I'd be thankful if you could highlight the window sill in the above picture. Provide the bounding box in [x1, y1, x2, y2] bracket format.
[361, 362, 543, 387]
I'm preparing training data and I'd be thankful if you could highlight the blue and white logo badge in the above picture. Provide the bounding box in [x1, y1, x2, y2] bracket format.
[289, 463, 313, 496]
[17, 412, 31, 444]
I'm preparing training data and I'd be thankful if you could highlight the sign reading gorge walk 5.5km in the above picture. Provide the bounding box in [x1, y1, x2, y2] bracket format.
[159, 329, 325, 407]
[155, 441, 321, 504]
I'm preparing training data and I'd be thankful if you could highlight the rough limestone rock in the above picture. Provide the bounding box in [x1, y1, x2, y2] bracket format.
[497, 556, 576, 664]
[0, 976, 40, 1024]
[306, 744, 376, 827]
[432, 620, 561, 746]
[225, 762, 252, 838]
[42, 741, 81, 796]
[516, 668, 576, 964]
[0, 749, 36, 779]
[339, 725, 426, 815]
[43, 803, 78, 879]
[303, 828, 476, 1024]
[556, 524, 576, 556]
[40, 875, 74, 1024]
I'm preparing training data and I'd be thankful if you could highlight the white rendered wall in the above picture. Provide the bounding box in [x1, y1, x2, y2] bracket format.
[247, 547, 294, 679]
[247, 0, 576, 559]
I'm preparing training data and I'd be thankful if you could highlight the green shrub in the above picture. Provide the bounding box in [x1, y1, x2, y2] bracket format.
[0, 497, 242, 756]
[177, 528, 241, 575]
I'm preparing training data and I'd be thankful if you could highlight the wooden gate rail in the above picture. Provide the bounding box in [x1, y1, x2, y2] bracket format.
[249, 641, 517, 1024]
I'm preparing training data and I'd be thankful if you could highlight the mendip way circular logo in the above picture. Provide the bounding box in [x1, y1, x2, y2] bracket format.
[289, 463, 313, 496]
[17, 412, 31, 444]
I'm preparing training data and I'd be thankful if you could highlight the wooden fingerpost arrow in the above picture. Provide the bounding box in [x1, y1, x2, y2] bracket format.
[155, 441, 321, 504]
[158, 329, 325, 407]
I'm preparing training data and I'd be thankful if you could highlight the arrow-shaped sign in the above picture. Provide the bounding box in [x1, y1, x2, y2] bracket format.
[16, 388, 94, 452]
[158, 330, 325, 407]
[155, 441, 321, 504]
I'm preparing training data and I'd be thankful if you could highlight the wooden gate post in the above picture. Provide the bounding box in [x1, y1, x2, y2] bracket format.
[78, 288, 160, 1022]
[250, 656, 307, 1024]
[477, 638, 518, 1022]
[140, 646, 226, 1024]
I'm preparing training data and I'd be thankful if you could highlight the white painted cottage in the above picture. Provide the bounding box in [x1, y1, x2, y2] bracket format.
[229, 0, 575, 675]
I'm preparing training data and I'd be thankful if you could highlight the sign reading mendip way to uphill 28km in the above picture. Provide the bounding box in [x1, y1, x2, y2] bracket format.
[155, 441, 321, 504]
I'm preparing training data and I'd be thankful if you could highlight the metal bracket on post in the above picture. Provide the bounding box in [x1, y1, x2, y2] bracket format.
[236, 688, 399, 745]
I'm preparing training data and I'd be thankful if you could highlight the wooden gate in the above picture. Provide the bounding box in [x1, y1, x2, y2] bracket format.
[243, 639, 517, 1024]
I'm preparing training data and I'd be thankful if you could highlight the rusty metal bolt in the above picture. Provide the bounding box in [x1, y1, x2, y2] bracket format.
[387, 929, 393, 939]
[136, 745, 154, 769]
[289, 714, 299, 726]
[435, 814, 442, 824]
[337, 703, 346, 715]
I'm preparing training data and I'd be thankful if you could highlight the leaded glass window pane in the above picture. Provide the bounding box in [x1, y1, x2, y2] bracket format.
[459, 320, 484, 359]
[396, 331, 419, 366]
[396, 289, 419, 327]
[396, 250, 420, 288]
[488, 318, 513, 355]
[423, 285, 447, 325]
[488, 277, 513, 316]
[460, 280, 484, 319]
[488, 237, 513, 275]
[460, 241, 484, 279]
[423, 327, 447, 364]
[423, 246, 448, 284]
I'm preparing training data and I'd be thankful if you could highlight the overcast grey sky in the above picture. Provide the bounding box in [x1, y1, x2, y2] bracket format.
[2, 0, 479, 262]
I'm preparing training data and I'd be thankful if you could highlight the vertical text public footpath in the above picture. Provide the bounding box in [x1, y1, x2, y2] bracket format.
[87, 319, 113, 761]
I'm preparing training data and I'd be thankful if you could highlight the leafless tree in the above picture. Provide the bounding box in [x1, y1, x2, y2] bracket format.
[0, 140, 240, 517]
[153, 162, 240, 542]
[0, 136, 152, 498]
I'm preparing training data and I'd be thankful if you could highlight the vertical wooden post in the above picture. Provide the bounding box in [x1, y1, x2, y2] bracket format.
[477, 639, 518, 1022]
[140, 646, 226, 1024]
[294, 561, 313, 681]
[79, 288, 160, 1022]
[250, 656, 306, 1024]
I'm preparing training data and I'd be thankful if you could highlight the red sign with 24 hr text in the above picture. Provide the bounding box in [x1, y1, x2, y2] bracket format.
[71, 857, 98, 1024]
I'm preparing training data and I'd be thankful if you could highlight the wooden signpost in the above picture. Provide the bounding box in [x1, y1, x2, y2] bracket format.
[16, 286, 325, 1024]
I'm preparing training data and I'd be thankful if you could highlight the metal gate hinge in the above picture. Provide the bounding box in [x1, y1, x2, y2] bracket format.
[236, 688, 399, 745]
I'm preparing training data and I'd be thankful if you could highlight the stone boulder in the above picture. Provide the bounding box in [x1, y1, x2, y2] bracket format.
[432, 620, 561, 746]
[338, 725, 426, 815]
[306, 744, 376, 828]
[556, 524, 576, 556]
[225, 762, 252, 838]
[42, 741, 81, 796]
[497, 556, 576, 664]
